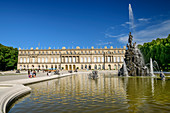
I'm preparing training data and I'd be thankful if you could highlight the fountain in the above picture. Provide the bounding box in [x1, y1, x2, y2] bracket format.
[150, 58, 155, 76]
[123, 60, 128, 76]
[118, 32, 149, 76]
[118, 4, 149, 76]
[129, 4, 134, 31]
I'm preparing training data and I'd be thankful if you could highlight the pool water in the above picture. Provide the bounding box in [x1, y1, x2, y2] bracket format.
[9, 73, 170, 113]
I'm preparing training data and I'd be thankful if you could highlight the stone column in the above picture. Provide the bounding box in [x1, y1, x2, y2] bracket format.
[106, 56, 107, 63]
[77, 56, 80, 63]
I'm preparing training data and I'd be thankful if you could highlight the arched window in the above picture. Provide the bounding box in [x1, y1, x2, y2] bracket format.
[102, 57, 104, 62]
[81, 57, 83, 63]
[114, 57, 116, 62]
[58, 58, 61, 63]
[117, 57, 120, 62]
[102, 65, 105, 70]
[89, 65, 91, 70]
[84, 57, 87, 62]
[85, 65, 87, 69]
[38, 58, 40, 63]
[24, 58, 26, 63]
[45, 57, 48, 63]
[114, 65, 116, 70]
[98, 57, 100, 62]
[121, 57, 124, 62]
[65, 57, 68, 63]
[69, 57, 72, 62]
[20, 58, 22, 63]
[88, 57, 91, 62]
[42, 65, 44, 69]
[94, 57, 96, 62]
[55, 58, 57, 63]
[95, 65, 97, 69]
[73, 57, 76, 63]
[42, 58, 44, 63]
[107, 57, 111, 62]
[51, 58, 53, 63]
[98, 65, 101, 69]
[32, 58, 35, 63]
[27, 58, 29, 63]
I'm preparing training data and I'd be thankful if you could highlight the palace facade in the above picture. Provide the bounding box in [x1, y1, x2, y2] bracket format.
[17, 46, 126, 70]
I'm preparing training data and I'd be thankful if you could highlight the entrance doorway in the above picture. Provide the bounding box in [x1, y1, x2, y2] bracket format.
[69, 65, 72, 70]
[65, 65, 68, 70]
[108, 64, 111, 70]
[89, 65, 91, 70]
[73, 65, 76, 70]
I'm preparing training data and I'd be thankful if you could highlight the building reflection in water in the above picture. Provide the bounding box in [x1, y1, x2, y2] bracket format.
[10, 73, 170, 113]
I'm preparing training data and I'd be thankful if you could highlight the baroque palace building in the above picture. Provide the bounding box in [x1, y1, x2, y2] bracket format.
[17, 46, 126, 70]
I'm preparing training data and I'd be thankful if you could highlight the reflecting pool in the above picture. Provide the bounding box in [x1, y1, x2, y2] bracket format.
[9, 73, 170, 113]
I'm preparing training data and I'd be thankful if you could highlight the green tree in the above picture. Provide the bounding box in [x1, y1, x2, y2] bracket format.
[138, 34, 170, 71]
[0, 44, 18, 71]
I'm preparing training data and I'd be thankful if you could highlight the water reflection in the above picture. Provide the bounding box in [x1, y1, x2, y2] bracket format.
[9, 73, 170, 113]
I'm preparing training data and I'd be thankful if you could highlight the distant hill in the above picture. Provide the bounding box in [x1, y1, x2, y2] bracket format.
[0, 44, 18, 71]
[138, 34, 170, 71]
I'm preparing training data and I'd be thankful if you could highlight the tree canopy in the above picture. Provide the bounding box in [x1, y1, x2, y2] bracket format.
[137, 34, 170, 71]
[0, 44, 18, 71]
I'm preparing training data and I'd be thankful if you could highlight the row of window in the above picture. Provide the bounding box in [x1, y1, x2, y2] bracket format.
[20, 50, 124, 55]
[20, 56, 124, 63]
[20, 64, 122, 70]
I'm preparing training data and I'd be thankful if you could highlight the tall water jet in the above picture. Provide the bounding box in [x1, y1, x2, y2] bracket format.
[129, 4, 134, 32]
[123, 60, 128, 76]
[150, 58, 155, 76]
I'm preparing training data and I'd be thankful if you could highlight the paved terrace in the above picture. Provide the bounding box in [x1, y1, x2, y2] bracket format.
[0, 70, 117, 113]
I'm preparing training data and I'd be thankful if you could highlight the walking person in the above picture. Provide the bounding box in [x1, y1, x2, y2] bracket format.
[28, 70, 32, 78]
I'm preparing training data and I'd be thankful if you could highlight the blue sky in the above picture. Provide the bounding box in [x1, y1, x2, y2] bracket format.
[0, 0, 170, 49]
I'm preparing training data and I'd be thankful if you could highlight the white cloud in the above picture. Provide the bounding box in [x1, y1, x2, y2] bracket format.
[105, 33, 125, 38]
[96, 41, 112, 46]
[118, 19, 170, 44]
[121, 22, 131, 27]
[138, 18, 150, 22]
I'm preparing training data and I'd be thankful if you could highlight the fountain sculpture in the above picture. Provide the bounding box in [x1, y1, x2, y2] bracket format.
[118, 32, 149, 76]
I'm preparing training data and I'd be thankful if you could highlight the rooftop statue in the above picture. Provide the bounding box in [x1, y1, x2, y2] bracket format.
[128, 32, 133, 47]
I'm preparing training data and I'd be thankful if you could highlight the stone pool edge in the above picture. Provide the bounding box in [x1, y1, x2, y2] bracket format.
[0, 72, 90, 113]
